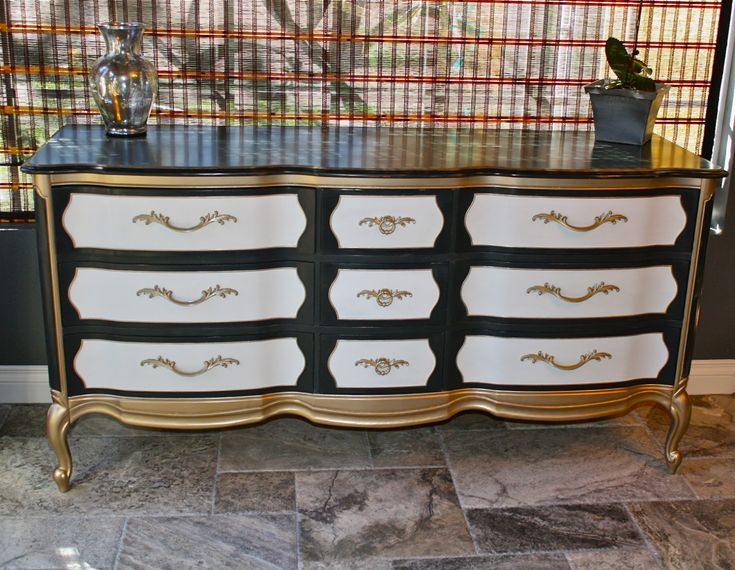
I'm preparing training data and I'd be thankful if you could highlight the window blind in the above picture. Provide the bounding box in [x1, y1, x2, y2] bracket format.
[0, 0, 725, 221]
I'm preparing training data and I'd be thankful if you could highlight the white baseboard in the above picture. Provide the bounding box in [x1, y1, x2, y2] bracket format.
[0, 366, 51, 403]
[0, 361, 733, 404]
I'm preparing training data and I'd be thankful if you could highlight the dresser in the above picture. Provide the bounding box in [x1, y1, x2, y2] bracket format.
[22, 126, 726, 492]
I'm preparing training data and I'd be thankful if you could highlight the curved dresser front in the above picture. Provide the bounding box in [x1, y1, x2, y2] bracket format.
[23, 126, 725, 491]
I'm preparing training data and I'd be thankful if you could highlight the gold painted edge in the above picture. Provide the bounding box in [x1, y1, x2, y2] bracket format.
[63, 385, 673, 430]
[48, 172, 704, 191]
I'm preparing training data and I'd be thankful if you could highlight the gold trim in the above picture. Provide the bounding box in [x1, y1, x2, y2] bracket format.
[355, 357, 410, 376]
[665, 383, 692, 474]
[63, 386, 675, 429]
[521, 350, 612, 371]
[526, 282, 620, 303]
[136, 284, 238, 306]
[140, 355, 240, 377]
[132, 210, 237, 232]
[359, 215, 416, 235]
[532, 210, 628, 232]
[47, 172, 705, 191]
[47, 398, 71, 492]
[357, 288, 413, 307]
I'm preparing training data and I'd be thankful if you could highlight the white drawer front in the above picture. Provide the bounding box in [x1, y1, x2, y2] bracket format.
[328, 339, 436, 388]
[74, 338, 305, 392]
[329, 269, 439, 320]
[457, 333, 668, 386]
[461, 266, 677, 319]
[465, 194, 686, 249]
[69, 267, 306, 323]
[330, 195, 443, 249]
[62, 194, 307, 251]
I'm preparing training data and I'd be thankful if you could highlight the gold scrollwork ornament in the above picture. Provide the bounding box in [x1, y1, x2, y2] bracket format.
[140, 355, 240, 377]
[526, 282, 620, 303]
[357, 288, 413, 307]
[355, 357, 410, 376]
[132, 210, 238, 232]
[531, 210, 628, 232]
[359, 215, 416, 235]
[520, 349, 612, 371]
[136, 284, 239, 306]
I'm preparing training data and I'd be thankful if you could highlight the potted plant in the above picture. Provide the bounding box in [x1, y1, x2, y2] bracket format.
[585, 36, 670, 145]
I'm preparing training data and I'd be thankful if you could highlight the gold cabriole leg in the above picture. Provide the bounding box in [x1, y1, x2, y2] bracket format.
[46, 403, 72, 492]
[665, 386, 692, 474]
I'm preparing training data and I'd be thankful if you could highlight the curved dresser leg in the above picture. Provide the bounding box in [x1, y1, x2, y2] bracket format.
[665, 387, 692, 474]
[46, 403, 72, 492]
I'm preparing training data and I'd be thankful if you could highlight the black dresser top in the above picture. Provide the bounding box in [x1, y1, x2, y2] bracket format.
[22, 124, 726, 179]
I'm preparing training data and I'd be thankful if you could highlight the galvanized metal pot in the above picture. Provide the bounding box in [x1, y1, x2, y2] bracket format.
[585, 79, 670, 146]
[90, 22, 157, 136]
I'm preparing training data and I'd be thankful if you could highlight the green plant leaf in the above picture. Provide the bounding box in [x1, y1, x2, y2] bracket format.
[605, 37, 657, 92]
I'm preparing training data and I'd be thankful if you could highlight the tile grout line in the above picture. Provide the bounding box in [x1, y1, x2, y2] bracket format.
[435, 427, 480, 556]
[622, 503, 667, 570]
[210, 431, 223, 515]
[112, 516, 129, 570]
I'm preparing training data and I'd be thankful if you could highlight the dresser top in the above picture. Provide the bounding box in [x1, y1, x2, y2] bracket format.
[22, 124, 726, 178]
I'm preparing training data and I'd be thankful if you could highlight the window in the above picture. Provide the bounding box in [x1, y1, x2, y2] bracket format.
[0, 0, 726, 221]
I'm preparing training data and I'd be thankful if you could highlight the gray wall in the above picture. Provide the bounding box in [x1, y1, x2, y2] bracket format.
[0, 210, 734, 366]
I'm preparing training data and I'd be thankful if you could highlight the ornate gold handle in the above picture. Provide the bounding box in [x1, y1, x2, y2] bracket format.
[531, 210, 628, 232]
[357, 288, 413, 308]
[526, 282, 620, 303]
[359, 215, 416, 235]
[140, 355, 240, 377]
[520, 349, 612, 371]
[132, 210, 238, 232]
[355, 357, 410, 376]
[136, 284, 239, 307]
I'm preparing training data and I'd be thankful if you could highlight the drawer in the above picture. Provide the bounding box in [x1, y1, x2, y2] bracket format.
[329, 194, 444, 249]
[456, 332, 670, 387]
[464, 194, 688, 249]
[65, 265, 311, 324]
[325, 338, 438, 390]
[460, 265, 680, 319]
[71, 337, 309, 393]
[324, 265, 444, 322]
[61, 193, 308, 251]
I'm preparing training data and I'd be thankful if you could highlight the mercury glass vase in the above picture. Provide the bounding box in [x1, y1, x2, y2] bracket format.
[90, 22, 157, 136]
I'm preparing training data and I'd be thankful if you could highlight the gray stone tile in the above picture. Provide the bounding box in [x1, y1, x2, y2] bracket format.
[301, 560, 392, 570]
[0, 404, 47, 437]
[368, 428, 445, 468]
[215, 471, 295, 513]
[391, 553, 570, 569]
[435, 412, 508, 431]
[442, 427, 695, 508]
[0, 404, 10, 430]
[0, 435, 217, 515]
[630, 500, 735, 570]
[565, 547, 662, 570]
[467, 504, 643, 554]
[219, 418, 371, 471]
[680, 457, 735, 499]
[117, 514, 297, 570]
[638, 396, 735, 458]
[0, 515, 125, 569]
[297, 468, 474, 561]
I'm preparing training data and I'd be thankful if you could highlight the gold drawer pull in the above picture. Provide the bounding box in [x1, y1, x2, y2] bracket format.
[141, 355, 240, 377]
[355, 357, 409, 376]
[132, 210, 238, 232]
[357, 288, 413, 307]
[137, 284, 239, 307]
[531, 210, 628, 232]
[521, 349, 612, 371]
[359, 215, 416, 235]
[526, 282, 620, 303]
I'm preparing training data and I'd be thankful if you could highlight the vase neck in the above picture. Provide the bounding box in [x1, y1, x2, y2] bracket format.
[99, 22, 145, 55]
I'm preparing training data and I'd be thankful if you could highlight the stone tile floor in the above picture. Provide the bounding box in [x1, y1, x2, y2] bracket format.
[0, 395, 733, 569]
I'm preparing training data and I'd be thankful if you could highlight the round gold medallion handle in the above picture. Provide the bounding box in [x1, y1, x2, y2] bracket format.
[531, 210, 628, 232]
[526, 282, 620, 303]
[140, 355, 240, 377]
[137, 284, 239, 307]
[133, 210, 238, 233]
[357, 288, 413, 307]
[520, 349, 612, 371]
[355, 357, 410, 376]
[359, 215, 416, 235]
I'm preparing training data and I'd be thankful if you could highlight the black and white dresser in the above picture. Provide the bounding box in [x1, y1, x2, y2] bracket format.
[22, 126, 726, 491]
